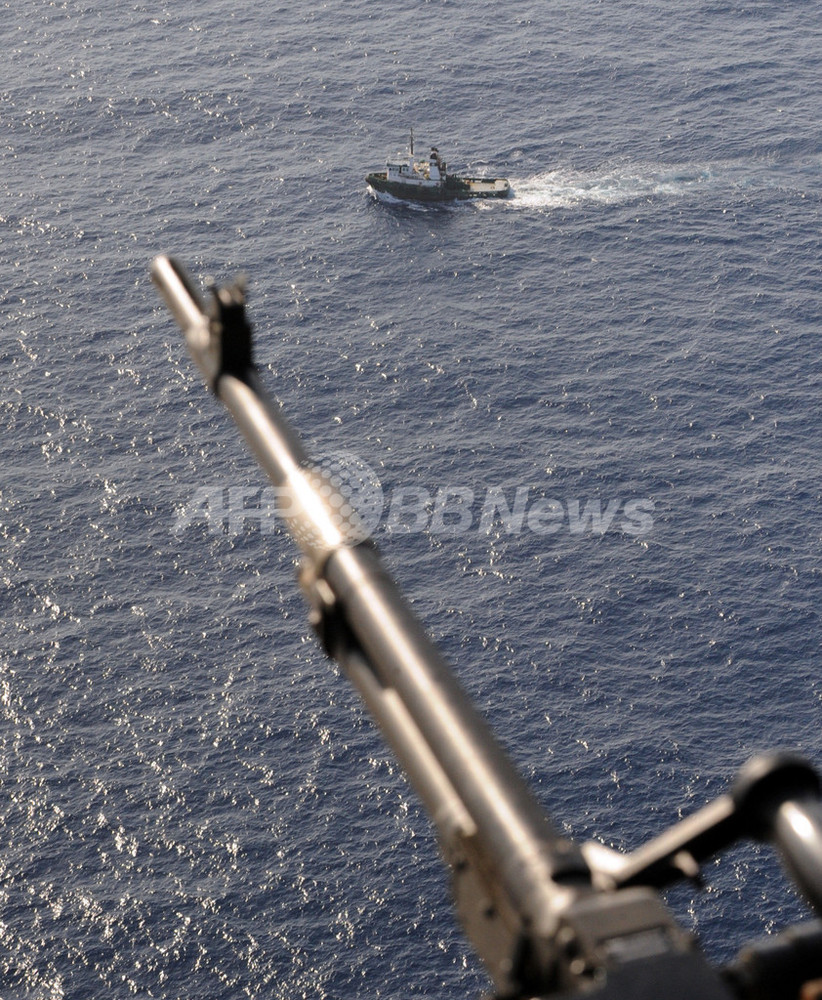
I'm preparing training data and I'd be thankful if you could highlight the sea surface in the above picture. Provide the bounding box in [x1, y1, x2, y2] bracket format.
[2, 2, 822, 997]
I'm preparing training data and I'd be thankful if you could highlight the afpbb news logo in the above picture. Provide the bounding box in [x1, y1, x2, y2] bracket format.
[173, 451, 654, 540]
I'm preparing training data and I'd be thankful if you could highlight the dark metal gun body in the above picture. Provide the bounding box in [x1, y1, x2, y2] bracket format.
[152, 256, 822, 999]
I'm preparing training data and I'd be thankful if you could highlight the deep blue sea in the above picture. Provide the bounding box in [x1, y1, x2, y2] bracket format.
[2, 2, 822, 997]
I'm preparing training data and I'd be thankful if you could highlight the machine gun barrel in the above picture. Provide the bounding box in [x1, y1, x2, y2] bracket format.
[152, 256, 597, 993]
[152, 257, 740, 999]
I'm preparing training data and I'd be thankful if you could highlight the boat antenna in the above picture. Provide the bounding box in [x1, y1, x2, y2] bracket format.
[410, 125, 414, 156]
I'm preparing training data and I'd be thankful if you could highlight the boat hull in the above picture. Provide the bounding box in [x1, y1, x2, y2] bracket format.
[366, 171, 510, 202]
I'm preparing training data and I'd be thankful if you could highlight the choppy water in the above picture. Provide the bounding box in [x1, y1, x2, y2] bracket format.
[2, 2, 822, 997]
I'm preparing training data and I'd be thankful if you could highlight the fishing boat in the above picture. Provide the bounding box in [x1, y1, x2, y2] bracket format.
[366, 133, 510, 203]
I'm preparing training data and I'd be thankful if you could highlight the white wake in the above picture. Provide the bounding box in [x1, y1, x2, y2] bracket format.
[506, 163, 715, 210]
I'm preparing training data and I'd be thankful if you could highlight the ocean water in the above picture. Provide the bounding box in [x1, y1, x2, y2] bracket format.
[2, 1, 822, 997]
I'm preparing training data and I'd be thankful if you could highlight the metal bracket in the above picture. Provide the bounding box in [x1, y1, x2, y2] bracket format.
[207, 277, 254, 391]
